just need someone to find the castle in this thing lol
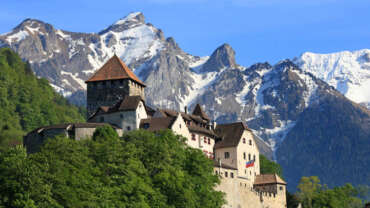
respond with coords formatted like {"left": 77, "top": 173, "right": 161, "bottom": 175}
{"left": 24, "top": 55, "right": 287, "bottom": 208}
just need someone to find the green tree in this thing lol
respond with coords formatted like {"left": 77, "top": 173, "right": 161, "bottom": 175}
{"left": 0, "top": 128, "right": 225, "bottom": 207}
{"left": 259, "top": 154, "right": 283, "bottom": 179}
{"left": 0, "top": 48, "right": 85, "bottom": 150}
{"left": 297, "top": 176, "right": 321, "bottom": 208}
{"left": 295, "top": 176, "right": 365, "bottom": 208}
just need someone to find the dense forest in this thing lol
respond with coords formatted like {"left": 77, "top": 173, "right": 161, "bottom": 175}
{"left": 0, "top": 48, "right": 85, "bottom": 149}
{"left": 0, "top": 128, "right": 225, "bottom": 208}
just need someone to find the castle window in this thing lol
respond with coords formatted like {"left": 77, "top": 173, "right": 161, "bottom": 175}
{"left": 225, "top": 171, "right": 228, "bottom": 177}
{"left": 208, "top": 138, "right": 210, "bottom": 144}
{"left": 179, "top": 124, "right": 181, "bottom": 129}
{"left": 100, "top": 116, "right": 104, "bottom": 122}
{"left": 224, "top": 152, "right": 230, "bottom": 159}
{"left": 249, "top": 140, "right": 252, "bottom": 145}
{"left": 243, "top": 138, "right": 246, "bottom": 144}
{"left": 243, "top": 152, "right": 246, "bottom": 160}
{"left": 248, "top": 154, "right": 251, "bottom": 161}
{"left": 250, "top": 171, "right": 252, "bottom": 175}
{"left": 191, "top": 134, "right": 196, "bottom": 141}
{"left": 253, "top": 155, "right": 256, "bottom": 161}
{"left": 231, "top": 172, "right": 234, "bottom": 178}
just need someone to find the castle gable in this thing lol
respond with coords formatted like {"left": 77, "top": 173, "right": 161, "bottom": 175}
{"left": 192, "top": 104, "right": 210, "bottom": 121}
{"left": 85, "top": 54, "right": 145, "bottom": 86}
{"left": 214, "top": 122, "right": 249, "bottom": 149}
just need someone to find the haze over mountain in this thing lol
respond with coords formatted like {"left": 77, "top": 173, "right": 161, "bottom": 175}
{"left": 0, "top": 12, "right": 369, "bottom": 190}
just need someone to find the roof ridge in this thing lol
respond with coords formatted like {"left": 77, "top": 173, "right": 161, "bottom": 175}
{"left": 85, "top": 55, "right": 145, "bottom": 86}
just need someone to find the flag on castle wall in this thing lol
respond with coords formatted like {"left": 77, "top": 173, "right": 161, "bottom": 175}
{"left": 246, "top": 160, "right": 255, "bottom": 168}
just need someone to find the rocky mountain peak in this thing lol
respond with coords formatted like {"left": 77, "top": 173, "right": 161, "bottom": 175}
{"left": 165, "top": 37, "right": 181, "bottom": 52}
{"left": 275, "top": 59, "right": 299, "bottom": 72}
{"left": 115, "top": 12, "right": 145, "bottom": 25}
{"left": 200, "top": 43, "right": 237, "bottom": 73}
{"left": 10, "top": 18, "right": 52, "bottom": 35}
{"left": 99, "top": 12, "right": 146, "bottom": 34}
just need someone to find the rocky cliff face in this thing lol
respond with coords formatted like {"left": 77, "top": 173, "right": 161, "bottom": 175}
{"left": 1, "top": 12, "right": 369, "bottom": 190}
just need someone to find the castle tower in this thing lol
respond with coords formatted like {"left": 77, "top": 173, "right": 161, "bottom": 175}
{"left": 85, "top": 55, "right": 146, "bottom": 118}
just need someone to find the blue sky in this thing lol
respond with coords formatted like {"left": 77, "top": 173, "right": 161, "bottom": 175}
{"left": 1, "top": 0, "right": 369, "bottom": 66}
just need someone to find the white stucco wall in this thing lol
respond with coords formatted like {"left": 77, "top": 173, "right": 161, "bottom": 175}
{"left": 237, "top": 130, "right": 260, "bottom": 183}
{"left": 170, "top": 114, "right": 191, "bottom": 139}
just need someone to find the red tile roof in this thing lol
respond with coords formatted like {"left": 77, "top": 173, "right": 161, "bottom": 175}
{"left": 85, "top": 54, "right": 145, "bottom": 86}
{"left": 254, "top": 174, "right": 287, "bottom": 185}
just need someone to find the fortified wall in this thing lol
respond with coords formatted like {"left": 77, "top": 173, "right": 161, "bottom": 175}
{"left": 216, "top": 176, "right": 287, "bottom": 208}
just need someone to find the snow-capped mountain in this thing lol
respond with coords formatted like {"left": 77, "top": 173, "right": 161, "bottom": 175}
{"left": 1, "top": 12, "right": 369, "bottom": 190}
{"left": 295, "top": 49, "right": 370, "bottom": 108}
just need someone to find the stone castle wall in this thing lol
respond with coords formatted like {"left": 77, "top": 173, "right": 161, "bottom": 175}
{"left": 86, "top": 79, "right": 145, "bottom": 118}
{"left": 216, "top": 176, "right": 286, "bottom": 208}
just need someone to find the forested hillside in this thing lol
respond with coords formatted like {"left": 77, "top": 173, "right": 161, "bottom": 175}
{"left": 0, "top": 128, "right": 225, "bottom": 208}
{"left": 0, "top": 48, "right": 84, "bottom": 149}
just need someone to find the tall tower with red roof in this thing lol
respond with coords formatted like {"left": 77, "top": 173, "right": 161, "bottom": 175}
{"left": 85, "top": 55, "right": 146, "bottom": 118}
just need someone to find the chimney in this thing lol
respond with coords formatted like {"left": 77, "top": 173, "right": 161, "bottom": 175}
{"left": 212, "top": 121, "right": 217, "bottom": 130}
{"left": 184, "top": 106, "right": 188, "bottom": 114}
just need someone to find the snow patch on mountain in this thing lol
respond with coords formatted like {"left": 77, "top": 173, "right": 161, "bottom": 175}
{"left": 180, "top": 70, "right": 220, "bottom": 109}
{"left": 296, "top": 49, "right": 370, "bottom": 106}
{"left": 5, "top": 30, "right": 29, "bottom": 43}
